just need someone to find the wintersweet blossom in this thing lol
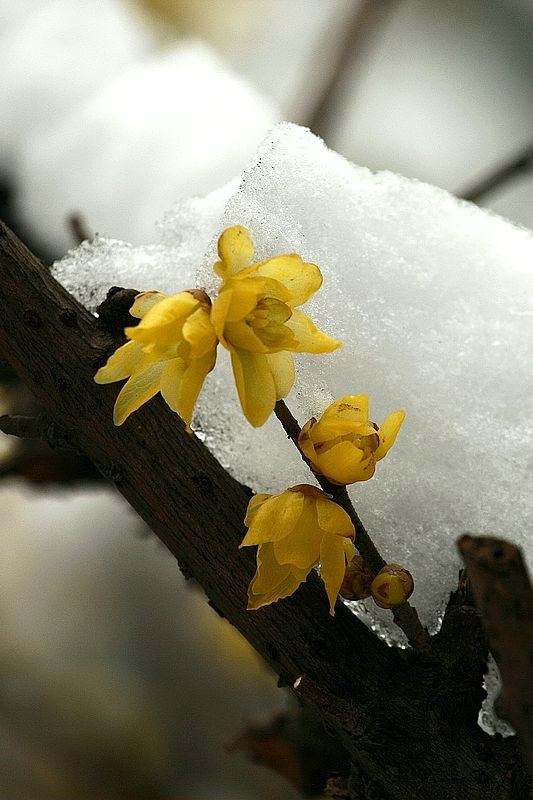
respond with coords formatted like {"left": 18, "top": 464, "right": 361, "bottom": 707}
{"left": 240, "top": 485, "right": 356, "bottom": 616}
{"left": 94, "top": 289, "right": 217, "bottom": 429}
{"left": 298, "top": 394, "right": 405, "bottom": 485}
{"left": 211, "top": 226, "right": 341, "bottom": 427}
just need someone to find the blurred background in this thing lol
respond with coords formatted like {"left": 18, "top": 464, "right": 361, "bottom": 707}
{"left": 0, "top": 1, "right": 531, "bottom": 797}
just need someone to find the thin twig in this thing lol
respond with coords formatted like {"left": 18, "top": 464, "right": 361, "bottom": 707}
{"left": 0, "top": 414, "right": 71, "bottom": 449}
{"left": 0, "top": 414, "right": 43, "bottom": 439}
{"left": 274, "top": 399, "right": 383, "bottom": 572}
{"left": 300, "top": 0, "right": 401, "bottom": 141}
{"left": 458, "top": 144, "right": 533, "bottom": 204}
{"left": 274, "top": 399, "right": 429, "bottom": 649}
{"left": 67, "top": 212, "right": 93, "bottom": 246}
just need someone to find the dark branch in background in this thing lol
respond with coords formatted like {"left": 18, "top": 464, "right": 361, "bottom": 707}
{"left": 458, "top": 535, "right": 533, "bottom": 775}
{"left": 299, "top": 0, "right": 401, "bottom": 142}
{"left": 274, "top": 399, "right": 430, "bottom": 651}
{"left": 458, "top": 144, "right": 533, "bottom": 204}
{"left": 67, "top": 212, "right": 93, "bottom": 246}
{"left": 0, "top": 219, "right": 530, "bottom": 799}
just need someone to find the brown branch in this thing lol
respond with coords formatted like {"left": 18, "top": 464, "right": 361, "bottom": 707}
{"left": 274, "top": 399, "right": 430, "bottom": 651}
{"left": 458, "top": 535, "right": 533, "bottom": 776}
{"left": 457, "top": 145, "right": 533, "bottom": 204}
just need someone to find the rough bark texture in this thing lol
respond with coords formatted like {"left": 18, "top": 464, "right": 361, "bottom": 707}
{"left": 0, "top": 220, "right": 531, "bottom": 799}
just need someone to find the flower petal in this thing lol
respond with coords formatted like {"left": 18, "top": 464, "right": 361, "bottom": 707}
{"left": 215, "top": 225, "right": 254, "bottom": 277}
{"left": 230, "top": 349, "right": 277, "bottom": 427}
{"left": 374, "top": 410, "right": 406, "bottom": 461}
{"left": 298, "top": 418, "right": 318, "bottom": 462}
{"left": 94, "top": 340, "right": 145, "bottom": 384}
{"left": 284, "top": 310, "right": 341, "bottom": 353}
{"left": 254, "top": 256, "right": 323, "bottom": 306}
{"left": 244, "top": 494, "right": 273, "bottom": 527}
{"left": 321, "top": 394, "right": 369, "bottom": 423}
{"left": 224, "top": 321, "right": 269, "bottom": 353}
{"left": 319, "top": 534, "right": 348, "bottom": 616}
{"left": 312, "top": 415, "right": 375, "bottom": 441}
{"left": 241, "top": 490, "right": 305, "bottom": 546}
{"left": 112, "top": 361, "right": 166, "bottom": 425}
{"left": 273, "top": 500, "right": 322, "bottom": 569}
{"left": 213, "top": 280, "right": 262, "bottom": 324}
{"left": 178, "top": 350, "right": 217, "bottom": 428}
{"left": 247, "top": 544, "right": 309, "bottom": 610}
{"left": 126, "top": 292, "right": 197, "bottom": 340}
{"left": 315, "top": 441, "right": 369, "bottom": 485}
{"left": 266, "top": 351, "right": 295, "bottom": 399}
{"left": 210, "top": 288, "right": 233, "bottom": 344}
{"left": 129, "top": 291, "right": 167, "bottom": 319}
{"left": 159, "top": 348, "right": 216, "bottom": 430}
{"left": 315, "top": 497, "right": 355, "bottom": 537}
{"left": 181, "top": 307, "right": 218, "bottom": 359}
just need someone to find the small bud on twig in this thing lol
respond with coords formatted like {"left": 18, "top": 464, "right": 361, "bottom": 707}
{"left": 371, "top": 563, "right": 414, "bottom": 609}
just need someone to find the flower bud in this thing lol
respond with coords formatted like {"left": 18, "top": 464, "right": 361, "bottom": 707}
{"left": 340, "top": 555, "right": 373, "bottom": 600}
{"left": 371, "top": 563, "right": 414, "bottom": 609}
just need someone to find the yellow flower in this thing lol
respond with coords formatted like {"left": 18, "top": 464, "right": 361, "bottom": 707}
{"left": 211, "top": 226, "right": 341, "bottom": 427}
{"left": 240, "top": 485, "right": 356, "bottom": 616}
{"left": 298, "top": 394, "right": 405, "bottom": 485}
{"left": 94, "top": 289, "right": 217, "bottom": 430}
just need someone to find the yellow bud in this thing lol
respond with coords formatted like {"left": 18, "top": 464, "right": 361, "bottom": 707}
{"left": 340, "top": 555, "right": 373, "bottom": 601}
{"left": 370, "top": 563, "right": 414, "bottom": 609}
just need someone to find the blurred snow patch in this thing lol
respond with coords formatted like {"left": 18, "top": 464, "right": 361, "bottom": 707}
{"left": 15, "top": 40, "right": 278, "bottom": 253}
{"left": 0, "top": 2, "right": 278, "bottom": 254}
{"left": 0, "top": 0, "right": 154, "bottom": 161}
{"left": 53, "top": 123, "right": 533, "bottom": 645}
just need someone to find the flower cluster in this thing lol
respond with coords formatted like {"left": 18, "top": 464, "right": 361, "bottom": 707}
{"left": 95, "top": 224, "right": 409, "bottom": 618}
{"left": 95, "top": 225, "right": 340, "bottom": 429}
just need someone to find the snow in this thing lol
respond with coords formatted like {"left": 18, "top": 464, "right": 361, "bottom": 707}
{"left": 53, "top": 122, "right": 533, "bottom": 644}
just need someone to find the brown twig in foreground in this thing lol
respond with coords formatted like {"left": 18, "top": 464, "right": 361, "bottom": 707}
{"left": 458, "top": 535, "right": 533, "bottom": 776}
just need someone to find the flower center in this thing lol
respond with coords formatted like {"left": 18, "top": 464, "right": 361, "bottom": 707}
{"left": 246, "top": 297, "right": 293, "bottom": 347}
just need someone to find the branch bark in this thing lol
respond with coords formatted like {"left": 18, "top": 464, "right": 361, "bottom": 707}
{"left": 0, "top": 220, "right": 530, "bottom": 799}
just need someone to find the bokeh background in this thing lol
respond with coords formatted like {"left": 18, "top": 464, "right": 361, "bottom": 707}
{"left": 0, "top": 1, "right": 531, "bottom": 798}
